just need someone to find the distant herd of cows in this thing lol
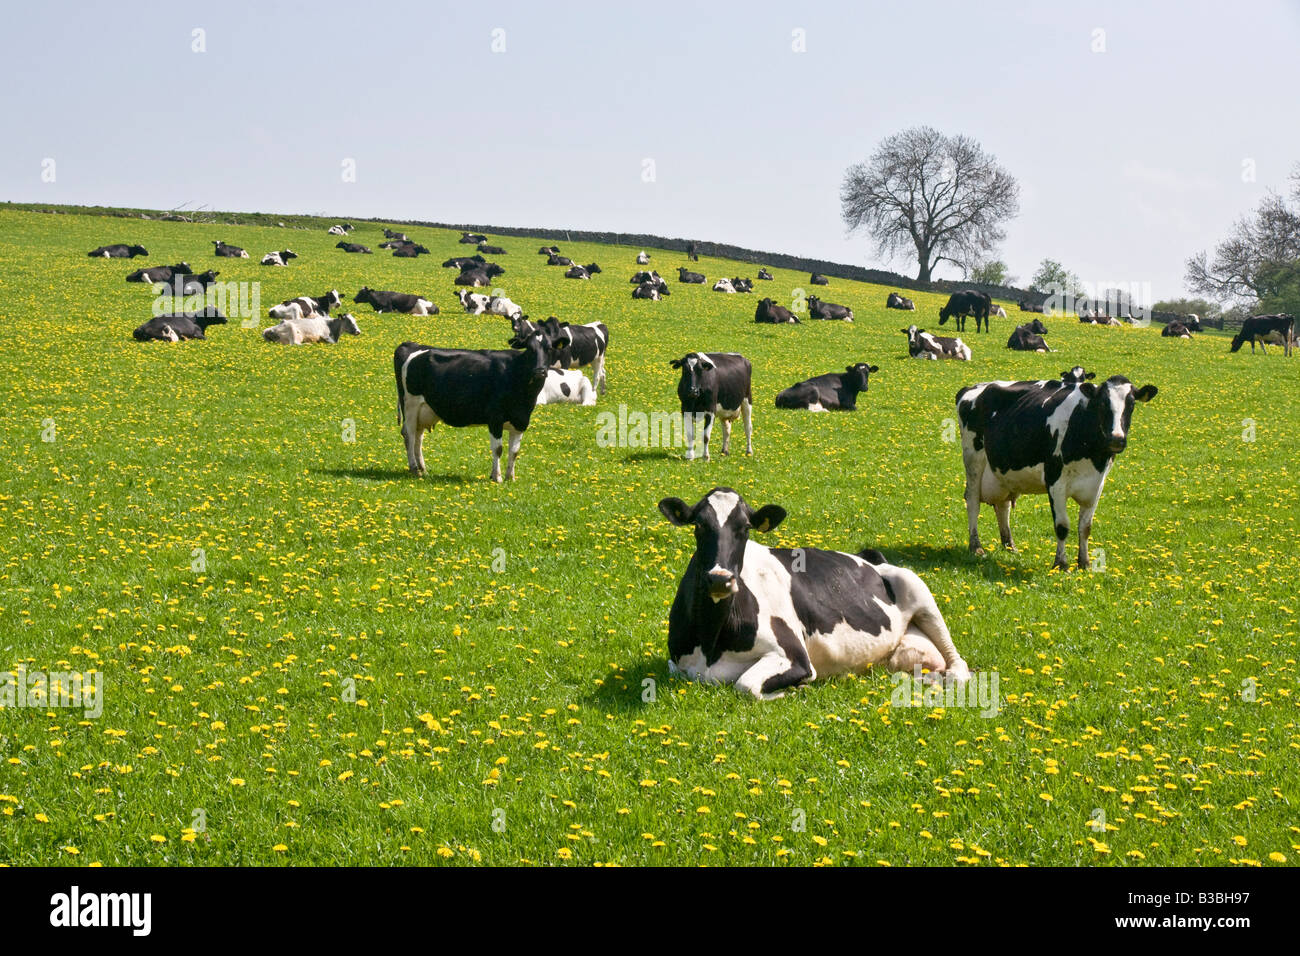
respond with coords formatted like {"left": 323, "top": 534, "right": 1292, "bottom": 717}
{"left": 83, "top": 221, "right": 1297, "bottom": 698}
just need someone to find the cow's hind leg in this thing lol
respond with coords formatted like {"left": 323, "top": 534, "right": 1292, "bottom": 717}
{"left": 887, "top": 627, "right": 945, "bottom": 677}
{"left": 742, "top": 398, "right": 753, "bottom": 454}
{"left": 504, "top": 426, "right": 524, "bottom": 481}
{"left": 1049, "top": 484, "right": 1071, "bottom": 570}
{"left": 963, "top": 451, "right": 986, "bottom": 556}
{"left": 488, "top": 426, "right": 505, "bottom": 483}
{"left": 881, "top": 565, "right": 971, "bottom": 683}
{"left": 592, "top": 351, "right": 607, "bottom": 395}
{"left": 700, "top": 413, "right": 714, "bottom": 462}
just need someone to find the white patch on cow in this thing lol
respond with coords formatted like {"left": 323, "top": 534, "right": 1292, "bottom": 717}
{"left": 1046, "top": 387, "right": 1087, "bottom": 456}
{"left": 693, "top": 352, "right": 716, "bottom": 369}
{"left": 1107, "top": 384, "right": 1131, "bottom": 440}
{"left": 707, "top": 490, "right": 741, "bottom": 527}
{"left": 983, "top": 462, "right": 1046, "bottom": 500}
{"left": 806, "top": 402, "right": 827, "bottom": 412}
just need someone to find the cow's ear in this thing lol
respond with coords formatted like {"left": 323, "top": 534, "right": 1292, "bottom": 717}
{"left": 658, "top": 497, "right": 693, "bottom": 526}
{"left": 669, "top": 358, "right": 683, "bottom": 369}
{"left": 1134, "top": 385, "right": 1158, "bottom": 402}
{"left": 869, "top": 365, "right": 879, "bottom": 374}
{"left": 750, "top": 505, "right": 787, "bottom": 534}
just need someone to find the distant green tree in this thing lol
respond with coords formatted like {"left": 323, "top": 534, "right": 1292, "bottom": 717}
{"left": 968, "top": 259, "right": 1014, "bottom": 286}
{"left": 1151, "top": 297, "right": 1222, "bottom": 318}
{"left": 1030, "top": 259, "right": 1083, "bottom": 296}
{"left": 1257, "top": 260, "right": 1300, "bottom": 317}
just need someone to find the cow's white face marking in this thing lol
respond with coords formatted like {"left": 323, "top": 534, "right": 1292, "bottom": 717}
{"left": 1107, "top": 384, "right": 1130, "bottom": 440}
{"left": 707, "top": 490, "right": 741, "bottom": 527}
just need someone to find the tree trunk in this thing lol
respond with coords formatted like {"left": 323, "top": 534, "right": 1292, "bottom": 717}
{"left": 915, "top": 243, "right": 933, "bottom": 283}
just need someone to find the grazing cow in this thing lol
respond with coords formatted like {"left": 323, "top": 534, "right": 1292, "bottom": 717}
{"left": 353, "top": 287, "right": 438, "bottom": 315}
{"left": 478, "top": 243, "right": 507, "bottom": 255}
{"left": 658, "top": 488, "right": 971, "bottom": 699}
{"left": 565, "top": 263, "right": 601, "bottom": 279}
{"left": 678, "top": 267, "right": 705, "bottom": 284}
{"left": 393, "top": 326, "right": 563, "bottom": 482}
{"left": 263, "top": 312, "right": 361, "bottom": 345}
{"left": 754, "top": 298, "right": 798, "bottom": 324}
{"left": 886, "top": 292, "right": 915, "bottom": 311}
{"left": 757, "top": 268, "right": 774, "bottom": 280}
{"left": 671, "top": 353, "right": 753, "bottom": 461}
{"left": 686, "top": 241, "right": 699, "bottom": 261}
{"left": 636, "top": 251, "right": 650, "bottom": 264}
{"left": 547, "top": 254, "right": 575, "bottom": 266}
{"left": 327, "top": 224, "right": 354, "bottom": 235}
{"left": 459, "top": 232, "right": 488, "bottom": 245}
{"left": 956, "top": 374, "right": 1158, "bottom": 569}
{"left": 133, "top": 307, "right": 228, "bottom": 341}
{"left": 537, "top": 245, "right": 561, "bottom": 255}
{"left": 810, "top": 273, "right": 829, "bottom": 286}
{"left": 336, "top": 242, "right": 372, "bottom": 253}
{"left": 456, "top": 290, "right": 490, "bottom": 314}
{"left": 536, "top": 317, "right": 609, "bottom": 394}
{"left": 536, "top": 368, "right": 597, "bottom": 406}
{"left": 1231, "top": 314, "right": 1295, "bottom": 356}
{"left": 212, "top": 240, "right": 248, "bottom": 258}
{"left": 260, "top": 250, "right": 298, "bottom": 266}
{"left": 775, "top": 363, "right": 878, "bottom": 411}
{"left": 89, "top": 244, "right": 148, "bottom": 258}
{"left": 1162, "top": 321, "right": 1192, "bottom": 339}
{"left": 939, "top": 290, "right": 993, "bottom": 333}
{"left": 902, "top": 325, "right": 971, "bottom": 361}
{"left": 1007, "top": 322, "right": 1051, "bottom": 352}
{"left": 268, "top": 289, "right": 343, "bottom": 320}
{"left": 713, "top": 278, "right": 736, "bottom": 293}
{"left": 807, "top": 296, "right": 853, "bottom": 321}
{"left": 127, "top": 262, "right": 192, "bottom": 284}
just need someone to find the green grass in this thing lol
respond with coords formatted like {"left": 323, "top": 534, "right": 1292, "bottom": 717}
{"left": 0, "top": 207, "right": 1296, "bottom": 867}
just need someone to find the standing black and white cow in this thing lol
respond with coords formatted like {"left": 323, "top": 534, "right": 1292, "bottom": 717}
{"left": 1006, "top": 320, "right": 1050, "bottom": 352}
{"left": 1230, "top": 314, "right": 1295, "bottom": 356}
{"left": 89, "top": 244, "right": 149, "bottom": 258}
{"left": 538, "top": 317, "right": 608, "bottom": 394}
{"left": 807, "top": 296, "right": 853, "bottom": 321}
{"left": 774, "top": 363, "right": 878, "bottom": 411}
{"left": 212, "top": 240, "right": 248, "bottom": 258}
{"left": 956, "top": 374, "right": 1158, "bottom": 570}
{"left": 902, "top": 325, "right": 971, "bottom": 360}
{"left": 658, "top": 488, "right": 971, "bottom": 699}
{"left": 939, "top": 290, "right": 992, "bottom": 333}
{"left": 671, "top": 353, "right": 753, "bottom": 461}
{"left": 886, "top": 291, "right": 915, "bottom": 311}
{"left": 393, "top": 326, "right": 563, "bottom": 482}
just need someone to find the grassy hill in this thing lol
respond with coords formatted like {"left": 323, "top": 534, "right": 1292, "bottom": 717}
{"left": 0, "top": 206, "right": 1296, "bottom": 866}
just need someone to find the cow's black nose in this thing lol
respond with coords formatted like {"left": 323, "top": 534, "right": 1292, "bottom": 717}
{"left": 1108, "top": 437, "right": 1127, "bottom": 453}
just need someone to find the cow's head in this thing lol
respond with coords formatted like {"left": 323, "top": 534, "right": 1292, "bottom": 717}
{"left": 508, "top": 326, "right": 562, "bottom": 385}
{"left": 1080, "top": 376, "right": 1158, "bottom": 454}
{"left": 353, "top": 287, "right": 371, "bottom": 304}
{"left": 585, "top": 263, "right": 601, "bottom": 274}
{"left": 901, "top": 326, "right": 922, "bottom": 350}
{"left": 330, "top": 314, "right": 361, "bottom": 338}
{"left": 1029, "top": 318, "right": 1049, "bottom": 335}
{"left": 846, "top": 363, "right": 879, "bottom": 393}
{"left": 670, "top": 353, "right": 716, "bottom": 400}
{"left": 1061, "top": 367, "right": 1096, "bottom": 386}
{"left": 282, "top": 250, "right": 298, "bottom": 261}
{"left": 937, "top": 306, "right": 951, "bottom": 324}
{"left": 659, "top": 488, "right": 786, "bottom": 602}
{"left": 129, "top": 245, "right": 149, "bottom": 257}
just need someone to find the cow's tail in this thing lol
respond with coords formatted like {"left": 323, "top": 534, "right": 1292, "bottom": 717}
{"left": 394, "top": 345, "right": 409, "bottom": 426}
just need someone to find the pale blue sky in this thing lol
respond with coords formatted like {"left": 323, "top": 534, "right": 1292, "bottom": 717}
{"left": 3, "top": 0, "right": 1298, "bottom": 300}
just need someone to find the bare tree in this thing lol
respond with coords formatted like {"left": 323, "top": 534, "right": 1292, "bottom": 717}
{"left": 841, "top": 127, "right": 1019, "bottom": 282}
{"left": 1186, "top": 184, "right": 1300, "bottom": 304}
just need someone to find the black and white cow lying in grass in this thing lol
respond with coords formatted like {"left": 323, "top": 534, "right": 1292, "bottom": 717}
{"left": 636, "top": 251, "right": 650, "bottom": 264}
{"left": 327, "top": 224, "right": 353, "bottom": 235}
{"left": 89, "top": 244, "right": 148, "bottom": 258}
{"left": 127, "top": 262, "right": 191, "bottom": 283}
{"left": 133, "top": 307, "right": 227, "bottom": 342}
{"left": 212, "top": 240, "right": 248, "bottom": 258}
{"left": 336, "top": 241, "right": 372, "bottom": 254}
{"left": 564, "top": 263, "right": 601, "bottom": 279}
{"left": 268, "top": 289, "right": 342, "bottom": 321}
{"left": 536, "top": 368, "right": 596, "bottom": 406}
{"left": 774, "top": 363, "right": 877, "bottom": 411}
{"left": 810, "top": 272, "right": 829, "bottom": 286}
{"left": 1006, "top": 320, "right": 1051, "bottom": 352}
{"left": 1161, "top": 321, "right": 1192, "bottom": 339}
{"left": 808, "top": 295, "right": 853, "bottom": 321}
{"left": 713, "top": 278, "right": 736, "bottom": 293}
{"left": 460, "top": 232, "right": 487, "bottom": 245}
{"left": 678, "top": 267, "right": 705, "bottom": 284}
{"left": 456, "top": 290, "right": 490, "bottom": 314}
{"left": 478, "top": 242, "right": 507, "bottom": 255}
{"left": 263, "top": 312, "right": 361, "bottom": 345}
{"left": 886, "top": 291, "right": 915, "bottom": 311}
{"left": 658, "top": 488, "right": 972, "bottom": 700}
{"left": 757, "top": 268, "right": 774, "bottom": 280}
{"left": 671, "top": 352, "right": 752, "bottom": 461}
{"left": 903, "top": 325, "right": 971, "bottom": 360}
{"left": 755, "top": 298, "right": 798, "bottom": 324}
{"left": 393, "top": 325, "right": 563, "bottom": 482}
{"left": 956, "top": 374, "right": 1157, "bottom": 570}
{"left": 354, "top": 288, "right": 438, "bottom": 315}
{"left": 260, "top": 250, "right": 298, "bottom": 266}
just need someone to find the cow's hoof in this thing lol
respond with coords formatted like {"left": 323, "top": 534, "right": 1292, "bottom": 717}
{"left": 491, "top": 474, "right": 503, "bottom": 484}
{"left": 1051, "top": 560, "right": 1070, "bottom": 572}
{"left": 971, "top": 547, "right": 987, "bottom": 557}
{"left": 1002, "top": 544, "right": 1017, "bottom": 553}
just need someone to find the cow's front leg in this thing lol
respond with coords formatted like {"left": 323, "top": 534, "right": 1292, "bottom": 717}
{"left": 1048, "top": 484, "right": 1071, "bottom": 570}
{"left": 1077, "top": 490, "right": 1105, "bottom": 570}
{"left": 735, "top": 651, "right": 814, "bottom": 701}
{"left": 742, "top": 398, "right": 753, "bottom": 454}
{"left": 964, "top": 459, "right": 985, "bottom": 556}
{"left": 994, "top": 499, "right": 1015, "bottom": 550}
{"left": 700, "top": 413, "right": 714, "bottom": 462}
{"left": 504, "top": 426, "right": 524, "bottom": 481}
{"left": 488, "top": 427, "right": 505, "bottom": 483}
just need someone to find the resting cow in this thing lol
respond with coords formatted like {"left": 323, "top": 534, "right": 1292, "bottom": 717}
{"left": 807, "top": 296, "right": 853, "bottom": 321}
{"left": 774, "top": 363, "right": 878, "bottom": 411}
{"left": 354, "top": 287, "right": 438, "bottom": 315}
{"left": 755, "top": 298, "right": 798, "bottom": 324}
{"left": 133, "top": 308, "right": 228, "bottom": 341}
{"left": 886, "top": 292, "right": 915, "bottom": 311}
{"left": 1006, "top": 320, "right": 1050, "bottom": 352}
{"left": 89, "top": 244, "right": 148, "bottom": 258}
{"left": 262, "top": 313, "right": 361, "bottom": 345}
{"left": 658, "top": 488, "right": 971, "bottom": 700}
{"left": 903, "top": 325, "right": 971, "bottom": 360}
{"left": 536, "top": 368, "right": 597, "bottom": 406}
